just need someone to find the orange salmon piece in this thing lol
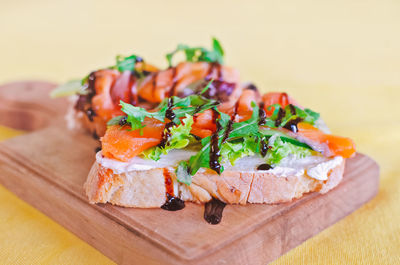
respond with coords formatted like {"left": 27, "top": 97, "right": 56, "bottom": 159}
{"left": 262, "top": 92, "right": 299, "bottom": 116}
{"left": 297, "top": 123, "right": 356, "bottom": 158}
{"left": 191, "top": 109, "right": 216, "bottom": 138}
{"left": 92, "top": 69, "right": 121, "bottom": 121}
{"left": 101, "top": 119, "right": 164, "bottom": 162}
{"left": 137, "top": 62, "right": 240, "bottom": 103}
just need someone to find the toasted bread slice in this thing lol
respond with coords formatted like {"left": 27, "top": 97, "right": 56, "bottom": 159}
{"left": 84, "top": 152, "right": 345, "bottom": 207}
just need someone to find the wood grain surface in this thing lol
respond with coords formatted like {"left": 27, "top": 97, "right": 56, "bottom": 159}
{"left": 0, "top": 82, "right": 379, "bottom": 265}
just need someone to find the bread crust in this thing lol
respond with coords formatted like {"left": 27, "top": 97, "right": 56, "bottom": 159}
{"left": 84, "top": 159, "right": 345, "bottom": 207}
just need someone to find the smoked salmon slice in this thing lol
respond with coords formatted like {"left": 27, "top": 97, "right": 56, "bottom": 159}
{"left": 137, "top": 62, "right": 240, "bottom": 103}
{"left": 296, "top": 122, "right": 356, "bottom": 158}
{"left": 262, "top": 92, "right": 299, "bottom": 116}
{"left": 101, "top": 119, "right": 164, "bottom": 162}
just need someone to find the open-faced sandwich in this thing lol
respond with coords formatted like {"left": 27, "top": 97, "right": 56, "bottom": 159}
{"left": 53, "top": 38, "right": 356, "bottom": 224}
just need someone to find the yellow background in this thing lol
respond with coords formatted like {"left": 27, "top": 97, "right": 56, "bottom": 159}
{"left": 1, "top": 0, "right": 399, "bottom": 264}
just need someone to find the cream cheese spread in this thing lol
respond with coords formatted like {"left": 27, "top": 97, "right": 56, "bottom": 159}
{"left": 97, "top": 150, "right": 343, "bottom": 180}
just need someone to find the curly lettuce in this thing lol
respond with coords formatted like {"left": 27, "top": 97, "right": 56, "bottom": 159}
{"left": 220, "top": 136, "right": 259, "bottom": 165}
{"left": 266, "top": 135, "right": 312, "bottom": 165}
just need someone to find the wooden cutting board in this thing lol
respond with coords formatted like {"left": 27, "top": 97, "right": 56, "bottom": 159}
{"left": 0, "top": 82, "right": 379, "bottom": 265}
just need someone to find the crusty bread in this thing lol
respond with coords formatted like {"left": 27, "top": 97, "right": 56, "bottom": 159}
{"left": 84, "top": 158, "right": 345, "bottom": 207}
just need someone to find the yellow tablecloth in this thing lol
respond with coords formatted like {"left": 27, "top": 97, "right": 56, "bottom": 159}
{"left": 1, "top": 0, "right": 399, "bottom": 264}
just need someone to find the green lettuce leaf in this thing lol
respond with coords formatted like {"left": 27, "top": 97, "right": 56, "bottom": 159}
{"left": 266, "top": 135, "right": 312, "bottom": 165}
{"left": 220, "top": 136, "right": 259, "bottom": 165}
{"left": 166, "top": 37, "right": 224, "bottom": 67}
{"left": 115, "top": 54, "right": 141, "bottom": 72}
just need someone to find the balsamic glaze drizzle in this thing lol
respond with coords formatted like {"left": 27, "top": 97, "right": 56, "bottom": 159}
{"left": 204, "top": 198, "right": 226, "bottom": 225}
{"left": 75, "top": 72, "right": 97, "bottom": 121}
{"left": 221, "top": 102, "right": 238, "bottom": 144}
{"left": 158, "top": 98, "right": 176, "bottom": 148}
{"left": 288, "top": 104, "right": 296, "bottom": 115}
{"left": 168, "top": 67, "right": 178, "bottom": 97}
{"left": 209, "top": 109, "right": 223, "bottom": 174}
{"left": 86, "top": 108, "right": 96, "bottom": 122}
{"left": 275, "top": 108, "right": 286, "bottom": 127}
{"left": 246, "top": 83, "right": 258, "bottom": 91}
{"left": 92, "top": 131, "right": 99, "bottom": 140}
{"left": 260, "top": 139, "right": 269, "bottom": 157}
{"left": 118, "top": 116, "right": 128, "bottom": 126}
{"left": 257, "top": 163, "right": 272, "bottom": 170}
{"left": 151, "top": 72, "right": 159, "bottom": 99}
{"left": 283, "top": 117, "right": 303, "bottom": 133}
{"left": 258, "top": 102, "right": 266, "bottom": 126}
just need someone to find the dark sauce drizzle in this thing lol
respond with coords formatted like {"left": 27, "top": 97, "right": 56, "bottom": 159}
{"left": 283, "top": 104, "right": 303, "bottom": 133}
{"left": 260, "top": 139, "right": 269, "bottom": 157}
{"left": 288, "top": 104, "right": 296, "bottom": 115}
{"left": 221, "top": 102, "right": 238, "bottom": 144}
{"left": 257, "top": 163, "right": 272, "bottom": 170}
{"left": 167, "top": 67, "right": 178, "bottom": 97}
{"left": 158, "top": 98, "right": 176, "bottom": 148}
{"left": 258, "top": 102, "right": 266, "bottom": 126}
{"left": 86, "top": 73, "right": 97, "bottom": 122}
{"left": 210, "top": 100, "right": 239, "bottom": 174}
{"left": 75, "top": 72, "right": 97, "bottom": 122}
{"left": 92, "top": 131, "right": 99, "bottom": 140}
{"left": 209, "top": 108, "right": 223, "bottom": 174}
{"left": 275, "top": 108, "right": 286, "bottom": 127}
{"left": 151, "top": 72, "right": 159, "bottom": 99}
{"left": 246, "top": 83, "right": 258, "bottom": 91}
{"left": 118, "top": 116, "right": 128, "bottom": 126}
{"left": 283, "top": 117, "right": 303, "bottom": 133}
{"left": 204, "top": 198, "right": 226, "bottom": 225}
{"left": 161, "top": 168, "right": 185, "bottom": 211}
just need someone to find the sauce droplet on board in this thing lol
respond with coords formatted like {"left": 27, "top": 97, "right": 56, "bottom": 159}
{"left": 204, "top": 198, "right": 226, "bottom": 225}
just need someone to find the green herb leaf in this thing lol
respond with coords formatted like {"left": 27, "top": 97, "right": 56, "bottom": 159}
{"left": 212, "top": 37, "right": 224, "bottom": 58}
{"left": 200, "top": 79, "right": 214, "bottom": 95}
{"left": 166, "top": 37, "right": 225, "bottom": 67}
{"left": 115, "top": 54, "right": 141, "bottom": 72}
{"left": 120, "top": 101, "right": 165, "bottom": 130}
